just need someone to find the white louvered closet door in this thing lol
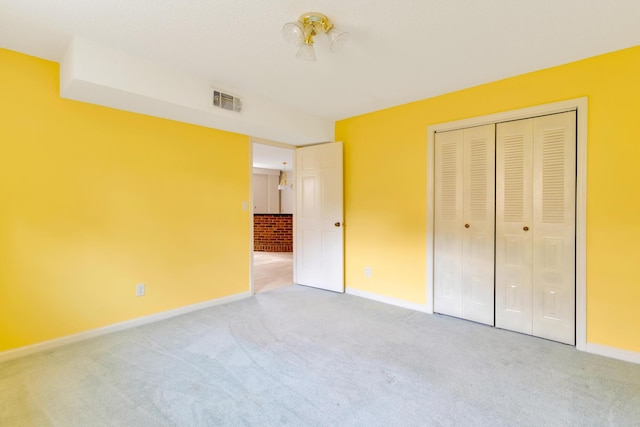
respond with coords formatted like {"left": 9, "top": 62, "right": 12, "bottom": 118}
{"left": 434, "top": 129, "right": 464, "bottom": 318}
{"left": 435, "top": 125, "right": 495, "bottom": 325}
{"left": 461, "top": 125, "right": 495, "bottom": 325}
{"left": 496, "top": 112, "right": 576, "bottom": 344}
{"left": 495, "top": 119, "right": 534, "bottom": 335}
{"left": 532, "top": 112, "right": 576, "bottom": 344}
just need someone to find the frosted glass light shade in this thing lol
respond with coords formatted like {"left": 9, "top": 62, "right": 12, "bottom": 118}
{"left": 283, "top": 13, "right": 348, "bottom": 61}
{"left": 282, "top": 21, "right": 304, "bottom": 46}
{"left": 327, "top": 27, "right": 349, "bottom": 52}
{"left": 296, "top": 44, "right": 316, "bottom": 61}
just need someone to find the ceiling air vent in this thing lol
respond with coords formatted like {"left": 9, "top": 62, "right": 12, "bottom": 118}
{"left": 213, "top": 90, "right": 242, "bottom": 112}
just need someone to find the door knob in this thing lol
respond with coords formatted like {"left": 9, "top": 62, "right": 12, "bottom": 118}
{"left": 464, "top": 224, "right": 470, "bottom": 228}
{"left": 523, "top": 226, "right": 529, "bottom": 231}
{"left": 335, "top": 222, "right": 341, "bottom": 227}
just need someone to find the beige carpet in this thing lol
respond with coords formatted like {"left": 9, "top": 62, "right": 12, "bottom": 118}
{"left": 2, "top": 285, "right": 639, "bottom": 426}
{"left": 253, "top": 251, "right": 293, "bottom": 293}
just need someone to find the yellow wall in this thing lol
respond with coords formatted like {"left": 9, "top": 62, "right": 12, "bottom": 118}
{"left": 337, "top": 45, "right": 640, "bottom": 353}
{"left": 0, "top": 49, "right": 251, "bottom": 352}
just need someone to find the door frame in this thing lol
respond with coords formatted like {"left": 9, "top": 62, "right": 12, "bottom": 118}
{"left": 426, "top": 97, "right": 588, "bottom": 350}
{"left": 249, "top": 140, "right": 296, "bottom": 295}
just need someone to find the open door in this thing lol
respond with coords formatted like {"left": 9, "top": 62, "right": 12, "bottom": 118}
{"left": 294, "top": 142, "right": 344, "bottom": 292}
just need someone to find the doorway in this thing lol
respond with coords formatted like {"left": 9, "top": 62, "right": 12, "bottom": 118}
{"left": 252, "top": 141, "right": 295, "bottom": 293}
{"left": 426, "top": 98, "right": 588, "bottom": 350}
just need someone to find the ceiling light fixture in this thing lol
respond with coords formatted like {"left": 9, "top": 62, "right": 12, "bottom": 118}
{"left": 278, "top": 162, "right": 292, "bottom": 190}
{"left": 282, "top": 12, "right": 349, "bottom": 61}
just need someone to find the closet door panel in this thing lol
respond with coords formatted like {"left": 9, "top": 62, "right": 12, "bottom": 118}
{"left": 532, "top": 112, "right": 576, "bottom": 345}
{"left": 496, "top": 119, "right": 534, "bottom": 334}
{"left": 462, "top": 124, "right": 495, "bottom": 325}
{"left": 434, "top": 130, "right": 464, "bottom": 317}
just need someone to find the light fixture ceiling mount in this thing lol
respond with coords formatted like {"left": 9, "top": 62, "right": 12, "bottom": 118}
{"left": 282, "top": 12, "right": 349, "bottom": 61}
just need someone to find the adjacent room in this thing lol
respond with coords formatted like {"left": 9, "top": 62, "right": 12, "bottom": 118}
{"left": 252, "top": 142, "right": 294, "bottom": 293}
{"left": 2, "top": 1, "right": 640, "bottom": 425}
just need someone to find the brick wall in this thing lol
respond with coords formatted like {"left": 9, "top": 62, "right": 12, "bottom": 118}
{"left": 254, "top": 214, "right": 293, "bottom": 252}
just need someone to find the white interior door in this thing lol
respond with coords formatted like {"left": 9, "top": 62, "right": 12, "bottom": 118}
{"left": 434, "top": 125, "right": 495, "bottom": 325}
{"left": 495, "top": 118, "right": 535, "bottom": 334}
{"left": 532, "top": 112, "right": 576, "bottom": 344}
{"left": 294, "top": 142, "right": 344, "bottom": 292}
{"left": 496, "top": 112, "right": 576, "bottom": 344}
{"left": 434, "top": 129, "right": 464, "bottom": 317}
{"left": 461, "top": 125, "right": 495, "bottom": 325}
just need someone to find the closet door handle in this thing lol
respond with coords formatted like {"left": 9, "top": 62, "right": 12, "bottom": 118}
{"left": 523, "top": 226, "right": 529, "bottom": 231}
{"left": 464, "top": 224, "right": 470, "bottom": 229}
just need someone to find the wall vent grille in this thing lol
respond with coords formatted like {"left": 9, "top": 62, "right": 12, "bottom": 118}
{"left": 213, "top": 90, "right": 242, "bottom": 112}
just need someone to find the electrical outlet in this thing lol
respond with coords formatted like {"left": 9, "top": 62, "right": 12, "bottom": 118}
{"left": 136, "top": 283, "right": 145, "bottom": 297}
{"left": 364, "top": 266, "right": 372, "bottom": 278}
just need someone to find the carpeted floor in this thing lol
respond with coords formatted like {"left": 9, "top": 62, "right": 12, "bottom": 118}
{"left": 253, "top": 251, "right": 293, "bottom": 293}
{"left": 1, "top": 285, "right": 639, "bottom": 426}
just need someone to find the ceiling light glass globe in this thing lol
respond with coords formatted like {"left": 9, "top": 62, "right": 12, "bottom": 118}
{"left": 282, "top": 21, "right": 305, "bottom": 47}
{"left": 327, "top": 28, "right": 349, "bottom": 52}
{"left": 296, "top": 44, "right": 317, "bottom": 61}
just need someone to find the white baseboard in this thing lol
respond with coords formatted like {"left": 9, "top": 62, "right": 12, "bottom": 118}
{"left": 0, "top": 291, "right": 252, "bottom": 364}
{"left": 346, "top": 287, "right": 430, "bottom": 313}
{"left": 584, "top": 342, "right": 640, "bottom": 365}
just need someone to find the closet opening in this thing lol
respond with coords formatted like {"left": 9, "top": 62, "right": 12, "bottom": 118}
{"left": 426, "top": 98, "right": 587, "bottom": 349}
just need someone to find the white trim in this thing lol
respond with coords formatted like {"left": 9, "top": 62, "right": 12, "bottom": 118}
{"left": 346, "top": 287, "right": 430, "bottom": 313}
{"left": 585, "top": 343, "right": 640, "bottom": 365}
{"left": 292, "top": 148, "right": 298, "bottom": 285}
{"left": 428, "top": 99, "right": 584, "bottom": 132}
{"left": 249, "top": 142, "right": 255, "bottom": 295}
{"left": 0, "top": 291, "right": 252, "bottom": 364}
{"left": 575, "top": 102, "right": 588, "bottom": 351}
{"left": 427, "top": 97, "right": 588, "bottom": 350}
{"left": 425, "top": 130, "right": 435, "bottom": 314}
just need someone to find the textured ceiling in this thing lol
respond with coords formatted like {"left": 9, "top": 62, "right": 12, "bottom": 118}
{"left": 0, "top": 0, "right": 640, "bottom": 120}
{"left": 2, "top": 1, "right": 640, "bottom": 129}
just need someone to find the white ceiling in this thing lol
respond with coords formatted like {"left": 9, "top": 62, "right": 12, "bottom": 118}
{"left": 2, "top": 1, "right": 640, "bottom": 152}
{"left": 252, "top": 142, "right": 293, "bottom": 171}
